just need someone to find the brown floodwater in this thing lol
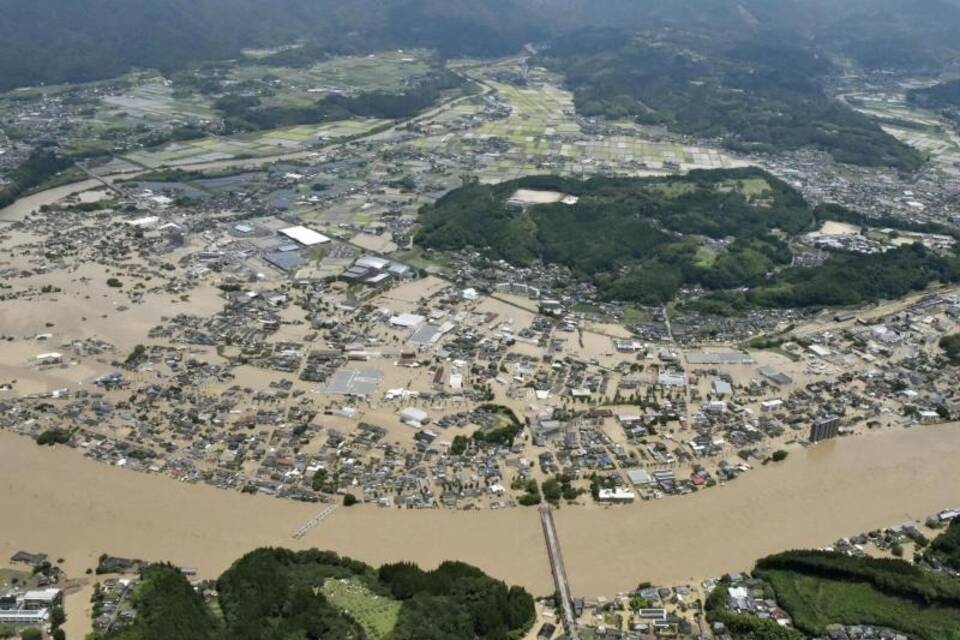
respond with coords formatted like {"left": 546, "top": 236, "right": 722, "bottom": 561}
{"left": 1, "top": 424, "right": 959, "bottom": 605}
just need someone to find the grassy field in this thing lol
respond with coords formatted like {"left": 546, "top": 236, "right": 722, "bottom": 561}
{"left": 322, "top": 577, "right": 402, "bottom": 640}
{"left": 761, "top": 569, "right": 960, "bottom": 640}
{"left": 392, "top": 247, "right": 451, "bottom": 274}
{"left": 231, "top": 50, "right": 433, "bottom": 102}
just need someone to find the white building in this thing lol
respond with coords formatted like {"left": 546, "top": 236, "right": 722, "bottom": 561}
{"left": 279, "top": 226, "right": 331, "bottom": 246}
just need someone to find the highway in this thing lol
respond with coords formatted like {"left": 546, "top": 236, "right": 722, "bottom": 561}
{"left": 539, "top": 506, "right": 580, "bottom": 640}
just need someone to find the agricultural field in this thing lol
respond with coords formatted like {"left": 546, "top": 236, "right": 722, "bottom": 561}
{"left": 844, "top": 85, "right": 960, "bottom": 175}
{"left": 322, "top": 577, "right": 402, "bottom": 640}
{"left": 123, "top": 118, "right": 388, "bottom": 168}
{"left": 70, "top": 51, "right": 431, "bottom": 167}
{"left": 100, "top": 73, "right": 218, "bottom": 122}
{"left": 412, "top": 72, "right": 745, "bottom": 182}
{"left": 229, "top": 50, "right": 434, "bottom": 107}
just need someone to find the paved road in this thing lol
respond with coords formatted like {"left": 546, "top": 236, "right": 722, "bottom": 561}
{"left": 539, "top": 506, "right": 580, "bottom": 640}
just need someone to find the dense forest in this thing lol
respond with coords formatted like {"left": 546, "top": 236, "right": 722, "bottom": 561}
{"left": 416, "top": 169, "right": 960, "bottom": 308}
{"left": 691, "top": 244, "right": 960, "bottom": 312}
{"left": 87, "top": 548, "right": 535, "bottom": 640}
{"left": 750, "top": 548, "right": 960, "bottom": 639}
{"left": 535, "top": 32, "right": 924, "bottom": 170}
{"left": 908, "top": 79, "right": 960, "bottom": 110}
{"left": 907, "top": 79, "right": 960, "bottom": 130}
{"left": 0, "top": 0, "right": 543, "bottom": 92}
{"left": 3, "top": 0, "right": 960, "bottom": 92}
{"left": 926, "top": 519, "right": 960, "bottom": 571}
{"left": 0, "top": 148, "right": 74, "bottom": 209}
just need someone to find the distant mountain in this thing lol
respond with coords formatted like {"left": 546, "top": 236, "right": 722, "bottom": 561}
{"left": 0, "top": 0, "right": 542, "bottom": 91}
{"left": 2, "top": 0, "right": 960, "bottom": 91}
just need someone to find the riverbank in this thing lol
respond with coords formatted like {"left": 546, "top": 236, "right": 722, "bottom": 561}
{"left": 2, "top": 423, "right": 959, "bottom": 601}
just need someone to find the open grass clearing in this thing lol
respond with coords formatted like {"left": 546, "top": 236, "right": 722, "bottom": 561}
{"left": 322, "top": 577, "right": 401, "bottom": 640}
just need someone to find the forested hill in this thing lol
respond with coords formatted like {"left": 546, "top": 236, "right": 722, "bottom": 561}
{"left": 535, "top": 32, "right": 924, "bottom": 170}
{"left": 909, "top": 80, "right": 960, "bottom": 109}
{"left": 3, "top": 0, "right": 960, "bottom": 91}
{"left": 0, "top": 0, "right": 543, "bottom": 92}
{"left": 88, "top": 548, "right": 536, "bottom": 640}
{"left": 415, "top": 169, "right": 960, "bottom": 309}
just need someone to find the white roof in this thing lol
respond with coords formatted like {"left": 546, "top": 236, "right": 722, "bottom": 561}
{"left": 597, "top": 488, "right": 636, "bottom": 501}
{"left": 356, "top": 255, "right": 391, "bottom": 270}
{"left": 401, "top": 407, "right": 429, "bottom": 422}
{"left": 389, "top": 313, "right": 425, "bottom": 329}
{"left": 279, "top": 225, "right": 330, "bottom": 246}
{"left": 24, "top": 588, "right": 61, "bottom": 601}
{"left": 126, "top": 215, "right": 160, "bottom": 227}
{"left": 809, "top": 344, "right": 832, "bottom": 357}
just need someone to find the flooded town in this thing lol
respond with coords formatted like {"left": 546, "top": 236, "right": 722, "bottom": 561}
{"left": 2, "top": 22, "right": 960, "bottom": 640}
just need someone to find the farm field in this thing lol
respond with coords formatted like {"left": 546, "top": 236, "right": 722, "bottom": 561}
{"left": 844, "top": 86, "right": 960, "bottom": 175}
{"left": 101, "top": 74, "right": 218, "bottom": 121}
{"left": 230, "top": 50, "right": 434, "bottom": 104}
{"left": 123, "top": 119, "right": 388, "bottom": 168}
{"left": 411, "top": 73, "right": 745, "bottom": 182}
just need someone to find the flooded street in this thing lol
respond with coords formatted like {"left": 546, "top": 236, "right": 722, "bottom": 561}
{"left": 2, "top": 424, "right": 959, "bottom": 605}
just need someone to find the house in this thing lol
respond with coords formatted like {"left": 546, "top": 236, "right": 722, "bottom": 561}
{"left": 657, "top": 370, "right": 685, "bottom": 387}
{"left": 35, "top": 352, "right": 63, "bottom": 365}
{"left": 355, "top": 255, "right": 391, "bottom": 271}
{"left": 23, "top": 589, "right": 62, "bottom": 610}
{"left": 597, "top": 488, "right": 636, "bottom": 503}
{"left": 400, "top": 407, "right": 429, "bottom": 428}
{"left": 712, "top": 379, "right": 733, "bottom": 396}
{"left": 0, "top": 609, "right": 48, "bottom": 625}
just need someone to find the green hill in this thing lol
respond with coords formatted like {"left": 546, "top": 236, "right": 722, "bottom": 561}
{"left": 3, "top": 0, "right": 960, "bottom": 92}
{"left": 536, "top": 31, "right": 924, "bottom": 170}
{"left": 750, "top": 550, "right": 960, "bottom": 640}
{"left": 416, "top": 169, "right": 960, "bottom": 308}
{"left": 87, "top": 548, "right": 535, "bottom": 640}
{"left": 417, "top": 169, "right": 807, "bottom": 304}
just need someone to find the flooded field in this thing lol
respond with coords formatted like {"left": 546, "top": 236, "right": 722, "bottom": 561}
{"left": 2, "top": 423, "right": 959, "bottom": 603}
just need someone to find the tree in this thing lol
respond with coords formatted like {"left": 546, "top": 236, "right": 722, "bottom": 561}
{"left": 19, "top": 630, "right": 42, "bottom": 640}
{"left": 311, "top": 468, "right": 328, "bottom": 492}
{"left": 50, "top": 605, "right": 66, "bottom": 628}
{"left": 450, "top": 435, "right": 469, "bottom": 456}
{"left": 342, "top": 493, "right": 358, "bottom": 507}
{"left": 106, "top": 278, "right": 122, "bottom": 288}
{"left": 541, "top": 478, "right": 563, "bottom": 506}
{"left": 772, "top": 450, "right": 789, "bottom": 462}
